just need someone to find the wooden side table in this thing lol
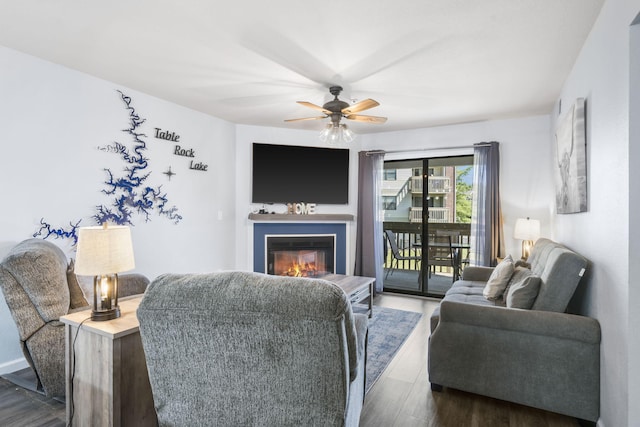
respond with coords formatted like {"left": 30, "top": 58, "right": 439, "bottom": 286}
{"left": 61, "top": 296, "right": 157, "bottom": 427}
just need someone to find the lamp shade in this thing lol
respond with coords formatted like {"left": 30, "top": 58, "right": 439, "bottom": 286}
{"left": 513, "top": 218, "right": 541, "bottom": 241}
{"left": 74, "top": 225, "right": 135, "bottom": 275}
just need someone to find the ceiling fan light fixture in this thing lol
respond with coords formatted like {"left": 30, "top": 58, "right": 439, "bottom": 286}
{"left": 319, "top": 123, "right": 333, "bottom": 143}
{"left": 341, "top": 124, "right": 355, "bottom": 143}
{"left": 288, "top": 86, "right": 382, "bottom": 144}
{"left": 318, "top": 123, "right": 355, "bottom": 144}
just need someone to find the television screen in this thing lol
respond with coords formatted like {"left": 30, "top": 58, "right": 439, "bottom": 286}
{"left": 252, "top": 143, "right": 349, "bottom": 204}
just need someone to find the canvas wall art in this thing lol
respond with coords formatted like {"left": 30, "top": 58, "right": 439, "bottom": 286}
{"left": 555, "top": 98, "right": 587, "bottom": 214}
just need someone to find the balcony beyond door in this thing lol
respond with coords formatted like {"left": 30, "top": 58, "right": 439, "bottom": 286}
{"left": 382, "top": 155, "right": 473, "bottom": 297}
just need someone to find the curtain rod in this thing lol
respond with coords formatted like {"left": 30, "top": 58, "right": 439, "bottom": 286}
{"left": 364, "top": 142, "right": 493, "bottom": 155}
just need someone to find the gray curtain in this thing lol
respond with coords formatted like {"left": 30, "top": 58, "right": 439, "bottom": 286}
{"left": 470, "top": 141, "right": 505, "bottom": 267}
{"left": 354, "top": 151, "right": 384, "bottom": 293}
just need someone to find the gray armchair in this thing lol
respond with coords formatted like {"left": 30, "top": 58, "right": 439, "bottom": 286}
{"left": 137, "top": 271, "right": 368, "bottom": 427}
{"left": 0, "top": 238, "right": 149, "bottom": 397}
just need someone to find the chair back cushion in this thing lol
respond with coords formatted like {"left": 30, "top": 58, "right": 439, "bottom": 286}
{"left": 138, "top": 271, "right": 357, "bottom": 426}
{"left": 0, "top": 239, "right": 70, "bottom": 340}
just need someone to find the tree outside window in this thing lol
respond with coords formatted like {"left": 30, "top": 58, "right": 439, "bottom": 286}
{"left": 456, "top": 166, "right": 473, "bottom": 223}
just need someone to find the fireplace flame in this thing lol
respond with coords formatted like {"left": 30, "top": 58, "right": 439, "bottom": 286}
{"left": 282, "top": 262, "right": 318, "bottom": 277}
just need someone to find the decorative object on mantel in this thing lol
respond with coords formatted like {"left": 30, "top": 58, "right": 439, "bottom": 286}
{"left": 554, "top": 97, "right": 587, "bottom": 214}
{"left": 513, "top": 217, "right": 540, "bottom": 259}
{"left": 74, "top": 223, "right": 135, "bottom": 321}
{"left": 284, "top": 86, "right": 387, "bottom": 144}
{"left": 33, "top": 90, "right": 183, "bottom": 247}
{"left": 287, "top": 202, "right": 316, "bottom": 215}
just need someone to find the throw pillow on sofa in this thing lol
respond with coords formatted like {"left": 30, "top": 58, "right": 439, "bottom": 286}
{"left": 505, "top": 266, "right": 541, "bottom": 309}
{"left": 483, "top": 254, "right": 514, "bottom": 301}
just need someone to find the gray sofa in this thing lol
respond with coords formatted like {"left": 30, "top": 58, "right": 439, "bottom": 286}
{"left": 0, "top": 238, "right": 149, "bottom": 397}
{"left": 137, "top": 271, "right": 368, "bottom": 427}
{"left": 428, "top": 238, "right": 600, "bottom": 423}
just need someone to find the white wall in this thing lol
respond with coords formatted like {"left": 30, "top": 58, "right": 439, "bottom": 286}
{"left": 630, "top": 14, "right": 640, "bottom": 427}
{"left": 552, "top": 0, "right": 640, "bottom": 425}
{"left": 0, "top": 46, "right": 237, "bottom": 372}
{"left": 361, "top": 115, "right": 554, "bottom": 259}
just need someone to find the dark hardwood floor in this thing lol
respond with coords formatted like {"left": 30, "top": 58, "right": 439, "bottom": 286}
{"left": 0, "top": 292, "right": 581, "bottom": 426}
{"left": 0, "top": 370, "right": 65, "bottom": 427}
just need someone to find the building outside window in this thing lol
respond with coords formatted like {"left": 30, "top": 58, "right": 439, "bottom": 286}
{"left": 382, "top": 196, "right": 397, "bottom": 210}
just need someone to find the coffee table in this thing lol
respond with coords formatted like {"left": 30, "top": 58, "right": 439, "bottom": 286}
{"left": 321, "top": 273, "right": 375, "bottom": 318}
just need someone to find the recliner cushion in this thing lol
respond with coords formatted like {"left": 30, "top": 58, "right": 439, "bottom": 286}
{"left": 66, "top": 259, "right": 89, "bottom": 310}
{"left": 1, "top": 239, "right": 70, "bottom": 323}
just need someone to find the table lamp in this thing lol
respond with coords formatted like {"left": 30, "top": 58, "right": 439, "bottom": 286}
{"left": 74, "top": 223, "right": 135, "bottom": 321}
{"left": 514, "top": 217, "right": 540, "bottom": 260}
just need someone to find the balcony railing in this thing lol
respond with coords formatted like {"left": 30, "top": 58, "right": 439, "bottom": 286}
{"left": 410, "top": 176, "right": 451, "bottom": 194}
{"left": 383, "top": 221, "right": 471, "bottom": 271}
{"left": 409, "top": 207, "right": 450, "bottom": 223}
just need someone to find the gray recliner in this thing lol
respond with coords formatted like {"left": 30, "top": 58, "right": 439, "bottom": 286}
{"left": 0, "top": 238, "right": 149, "bottom": 398}
{"left": 137, "top": 271, "right": 368, "bottom": 427}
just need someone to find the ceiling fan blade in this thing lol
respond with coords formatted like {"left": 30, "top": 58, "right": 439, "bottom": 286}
{"left": 284, "top": 116, "right": 327, "bottom": 122}
{"left": 346, "top": 114, "right": 387, "bottom": 124}
{"left": 297, "top": 101, "right": 332, "bottom": 114}
{"left": 342, "top": 99, "right": 380, "bottom": 114}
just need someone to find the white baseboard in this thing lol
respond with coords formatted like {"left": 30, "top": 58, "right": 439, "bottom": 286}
{"left": 0, "top": 357, "right": 28, "bottom": 375}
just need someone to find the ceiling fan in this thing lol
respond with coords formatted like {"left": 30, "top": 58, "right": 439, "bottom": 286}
{"left": 285, "top": 86, "right": 387, "bottom": 142}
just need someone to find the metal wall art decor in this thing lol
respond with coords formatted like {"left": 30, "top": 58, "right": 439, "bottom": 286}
{"left": 33, "top": 219, "right": 82, "bottom": 245}
{"left": 34, "top": 90, "right": 183, "bottom": 245}
{"left": 163, "top": 166, "right": 176, "bottom": 180}
{"left": 154, "top": 127, "right": 209, "bottom": 172}
{"left": 554, "top": 98, "right": 587, "bottom": 214}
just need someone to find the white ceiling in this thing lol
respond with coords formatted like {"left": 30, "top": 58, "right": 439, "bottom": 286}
{"left": 0, "top": 0, "right": 603, "bottom": 134}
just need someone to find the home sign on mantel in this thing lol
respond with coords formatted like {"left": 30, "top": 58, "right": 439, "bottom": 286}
{"left": 154, "top": 127, "right": 209, "bottom": 172}
{"left": 287, "top": 202, "right": 316, "bottom": 215}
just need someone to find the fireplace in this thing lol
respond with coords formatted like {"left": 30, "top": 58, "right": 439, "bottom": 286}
{"left": 253, "top": 223, "right": 347, "bottom": 275}
{"left": 266, "top": 235, "right": 335, "bottom": 277}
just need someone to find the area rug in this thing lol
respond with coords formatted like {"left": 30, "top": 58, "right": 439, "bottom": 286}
{"left": 365, "top": 306, "right": 422, "bottom": 393}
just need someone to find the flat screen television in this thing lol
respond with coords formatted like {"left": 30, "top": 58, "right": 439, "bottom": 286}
{"left": 252, "top": 143, "right": 349, "bottom": 204}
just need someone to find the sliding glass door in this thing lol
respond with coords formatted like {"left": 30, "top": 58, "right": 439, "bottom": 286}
{"left": 382, "top": 155, "right": 473, "bottom": 297}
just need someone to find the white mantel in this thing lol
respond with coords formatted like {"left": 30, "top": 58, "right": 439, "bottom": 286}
{"left": 248, "top": 213, "right": 355, "bottom": 222}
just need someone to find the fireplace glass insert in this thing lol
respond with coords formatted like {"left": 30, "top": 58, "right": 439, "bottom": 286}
{"left": 266, "top": 235, "right": 335, "bottom": 277}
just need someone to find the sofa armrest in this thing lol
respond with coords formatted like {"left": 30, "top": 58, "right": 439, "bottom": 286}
{"left": 461, "top": 266, "right": 494, "bottom": 282}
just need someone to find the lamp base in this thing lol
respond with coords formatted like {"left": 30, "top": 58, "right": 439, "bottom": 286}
{"left": 91, "top": 307, "right": 121, "bottom": 321}
{"left": 521, "top": 240, "right": 534, "bottom": 260}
